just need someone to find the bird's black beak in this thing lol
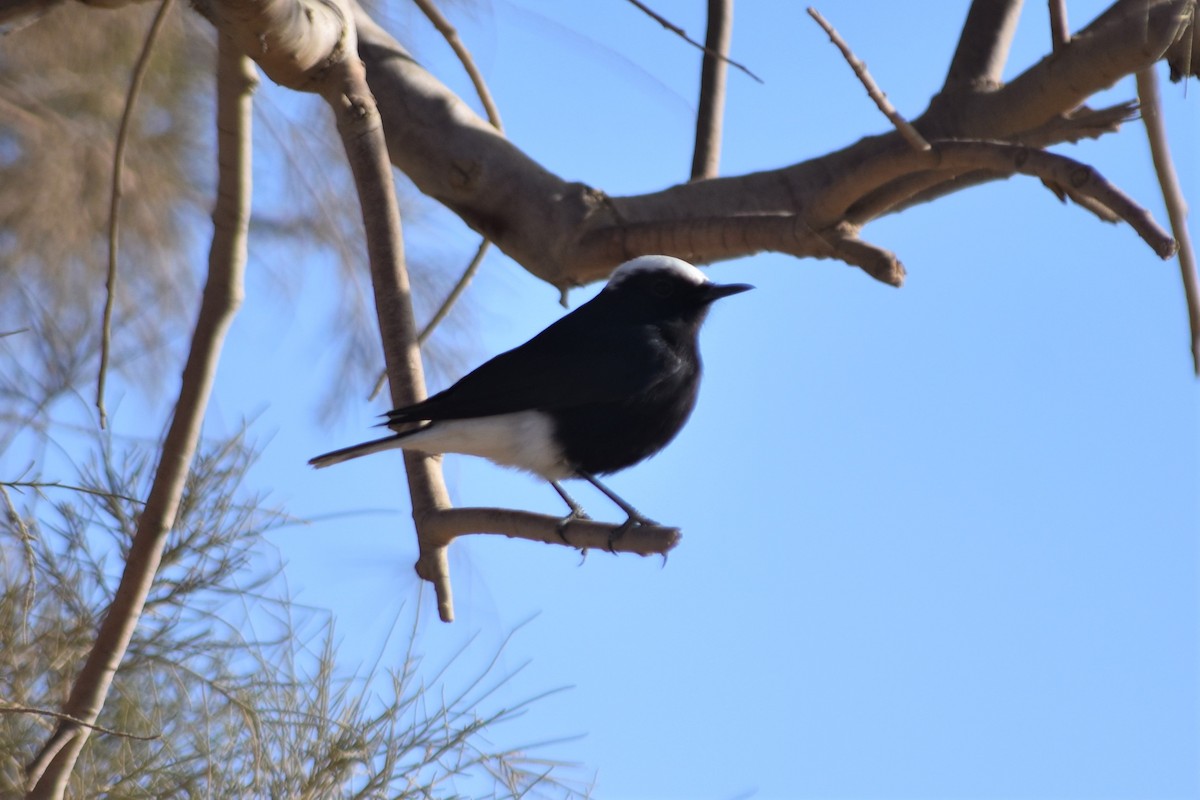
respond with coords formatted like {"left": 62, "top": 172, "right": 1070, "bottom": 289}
{"left": 701, "top": 282, "right": 754, "bottom": 302}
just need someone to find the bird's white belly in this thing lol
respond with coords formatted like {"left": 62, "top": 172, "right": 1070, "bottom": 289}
{"left": 398, "top": 410, "right": 573, "bottom": 480}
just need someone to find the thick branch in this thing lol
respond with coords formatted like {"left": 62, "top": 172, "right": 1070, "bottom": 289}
{"left": 930, "top": 0, "right": 1192, "bottom": 138}
{"left": 191, "top": 0, "right": 346, "bottom": 89}
{"left": 827, "top": 140, "right": 1176, "bottom": 256}
{"left": 943, "top": 0, "right": 1025, "bottom": 90}
{"left": 354, "top": 0, "right": 1188, "bottom": 286}
{"left": 24, "top": 36, "right": 255, "bottom": 799}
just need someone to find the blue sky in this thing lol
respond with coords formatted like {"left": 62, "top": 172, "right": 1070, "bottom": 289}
{"left": 35, "top": 1, "right": 1199, "bottom": 798}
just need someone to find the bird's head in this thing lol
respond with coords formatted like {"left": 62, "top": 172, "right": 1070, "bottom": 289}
{"left": 602, "top": 255, "right": 753, "bottom": 325}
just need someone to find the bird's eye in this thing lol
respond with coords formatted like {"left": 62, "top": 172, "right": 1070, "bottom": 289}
{"left": 651, "top": 278, "right": 674, "bottom": 298}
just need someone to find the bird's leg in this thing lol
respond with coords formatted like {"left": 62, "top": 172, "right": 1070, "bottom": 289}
{"left": 550, "top": 480, "right": 590, "bottom": 544}
{"left": 577, "top": 471, "right": 659, "bottom": 551}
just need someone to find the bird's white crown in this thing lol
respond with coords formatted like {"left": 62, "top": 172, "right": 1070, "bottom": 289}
{"left": 604, "top": 255, "right": 708, "bottom": 290}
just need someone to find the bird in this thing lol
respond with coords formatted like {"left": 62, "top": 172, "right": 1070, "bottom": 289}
{"left": 309, "top": 254, "right": 752, "bottom": 534}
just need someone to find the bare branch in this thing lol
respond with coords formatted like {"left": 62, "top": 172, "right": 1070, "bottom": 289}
{"left": 623, "top": 0, "right": 762, "bottom": 83}
{"left": 1165, "top": 0, "right": 1197, "bottom": 79}
{"left": 958, "top": 0, "right": 1191, "bottom": 137}
{"left": 425, "top": 507, "right": 681, "bottom": 557}
{"left": 191, "top": 0, "right": 346, "bottom": 90}
{"left": 1138, "top": 66, "right": 1200, "bottom": 373}
{"left": 368, "top": 239, "right": 492, "bottom": 402}
{"left": 807, "top": 6, "right": 930, "bottom": 151}
{"left": 943, "top": 0, "right": 1025, "bottom": 90}
{"left": 25, "top": 34, "right": 256, "bottom": 799}
{"left": 98, "top": 0, "right": 175, "bottom": 430}
{"left": 1049, "top": 0, "right": 1070, "bottom": 50}
{"left": 411, "top": 0, "right": 502, "bottom": 131}
{"left": 354, "top": 0, "right": 1186, "bottom": 287}
{"left": 319, "top": 13, "right": 458, "bottom": 621}
{"left": 819, "top": 231, "right": 907, "bottom": 285}
{"left": 0, "top": 705, "right": 159, "bottom": 741}
{"left": 690, "top": 0, "right": 731, "bottom": 180}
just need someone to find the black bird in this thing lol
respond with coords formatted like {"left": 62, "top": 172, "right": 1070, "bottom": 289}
{"left": 310, "top": 254, "right": 752, "bottom": 529}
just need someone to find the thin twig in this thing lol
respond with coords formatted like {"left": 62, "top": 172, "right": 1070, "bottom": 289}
{"left": 807, "top": 7, "right": 930, "bottom": 152}
{"left": 97, "top": 0, "right": 176, "bottom": 430}
{"left": 2, "top": 479, "right": 146, "bottom": 505}
{"left": 0, "top": 705, "right": 160, "bottom": 741}
{"left": 418, "top": 240, "right": 489, "bottom": 345}
{"left": 0, "top": 484, "right": 36, "bottom": 646}
{"left": 623, "top": 0, "right": 763, "bottom": 83}
{"left": 369, "top": 239, "right": 491, "bottom": 401}
{"left": 690, "top": 0, "right": 731, "bottom": 180}
{"left": 1137, "top": 66, "right": 1200, "bottom": 374}
{"left": 1049, "top": 0, "right": 1070, "bottom": 51}
{"left": 411, "top": 0, "right": 502, "bottom": 131}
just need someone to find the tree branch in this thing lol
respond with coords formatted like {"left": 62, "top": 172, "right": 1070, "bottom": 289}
{"left": 98, "top": 0, "right": 175, "bottom": 430}
{"left": 623, "top": 0, "right": 762, "bottom": 83}
{"left": 25, "top": 34, "right": 256, "bottom": 799}
{"left": 1049, "top": 0, "right": 1070, "bottom": 50}
{"left": 191, "top": 0, "right": 346, "bottom": 90}
{"left": 1137, "top": 66, "right": 1199, "bottom": 372}
{"left": 942, "top": 0, "right": 1025, "bottom": 90}
{"left": 690, "top": 0, "right": 731, "bottom": 180}
{"left": 368, "top": 239, "right": 492, "bottom": 402}
{"left": 807, "top": 6, "right": 930, "bottom": 151}
{"left": 938, "top": 0, "right": 1191, "bottom": 138}
{"left": 411, "top": 0, "right": 502, "bottom": 132}
{"left": 827, "top": 140, "right": 1176, "bottom": 257}
{"left": 354, "top": 0, "right": 1186, "bottom": 286}
{"left": 425, "top": 508, "right": 680, "bottom": 557}
{"left": 318, "top": 10, "right": 460, "bottom": 621}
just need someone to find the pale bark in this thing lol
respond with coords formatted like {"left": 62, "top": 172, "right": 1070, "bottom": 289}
{"left": 355, "top": 0, "right": 1191, "bottom": 288}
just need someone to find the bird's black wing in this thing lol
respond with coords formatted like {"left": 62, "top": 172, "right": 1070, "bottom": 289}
{"left": 385, "top": 310, "right": 680, "bottom": 424}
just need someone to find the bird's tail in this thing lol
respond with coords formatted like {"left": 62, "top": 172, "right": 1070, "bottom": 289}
{"left": 308, "top": 434, "right": 408, "bottom": 468}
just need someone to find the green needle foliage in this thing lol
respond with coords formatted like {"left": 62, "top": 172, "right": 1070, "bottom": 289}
{"left": 0, "top": 433, "right": 589, "bottom": 798}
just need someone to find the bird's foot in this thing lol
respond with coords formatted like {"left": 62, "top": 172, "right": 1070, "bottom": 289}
{"left": 555, "top": 507, "right": 591, "bottom": 545}
{"left": 607, "top": 511, "right": 659, "bottom": 552}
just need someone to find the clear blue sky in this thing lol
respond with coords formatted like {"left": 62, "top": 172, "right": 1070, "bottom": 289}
{"left": 185, "top": 2, "right": 1200, "bottom": 798}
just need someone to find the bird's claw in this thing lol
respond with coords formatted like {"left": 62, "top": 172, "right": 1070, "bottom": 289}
{"left": 556, "top": 508, "right": 591, "bottom": 545}
{"left": 606, "top": 512, "right": 659, "bottom": 552}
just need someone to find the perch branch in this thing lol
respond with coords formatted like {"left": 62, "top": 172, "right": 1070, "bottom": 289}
{"left": 425, "top": 507, "right": 681, "bottom": 556}
{"left": 1137, "top": 66, "right": 1199, "bottom": 373}
{"left": 98, "top": 0, "right": 175, "bottom": 430}
{"left": 25, "top": 36, "right": 255, "bottom": 799}
{"left": 691, "top": 0, "right": 732, "bottom": 180}
{"left": 807, "top": 6, "right": 930, "bottom": 151}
